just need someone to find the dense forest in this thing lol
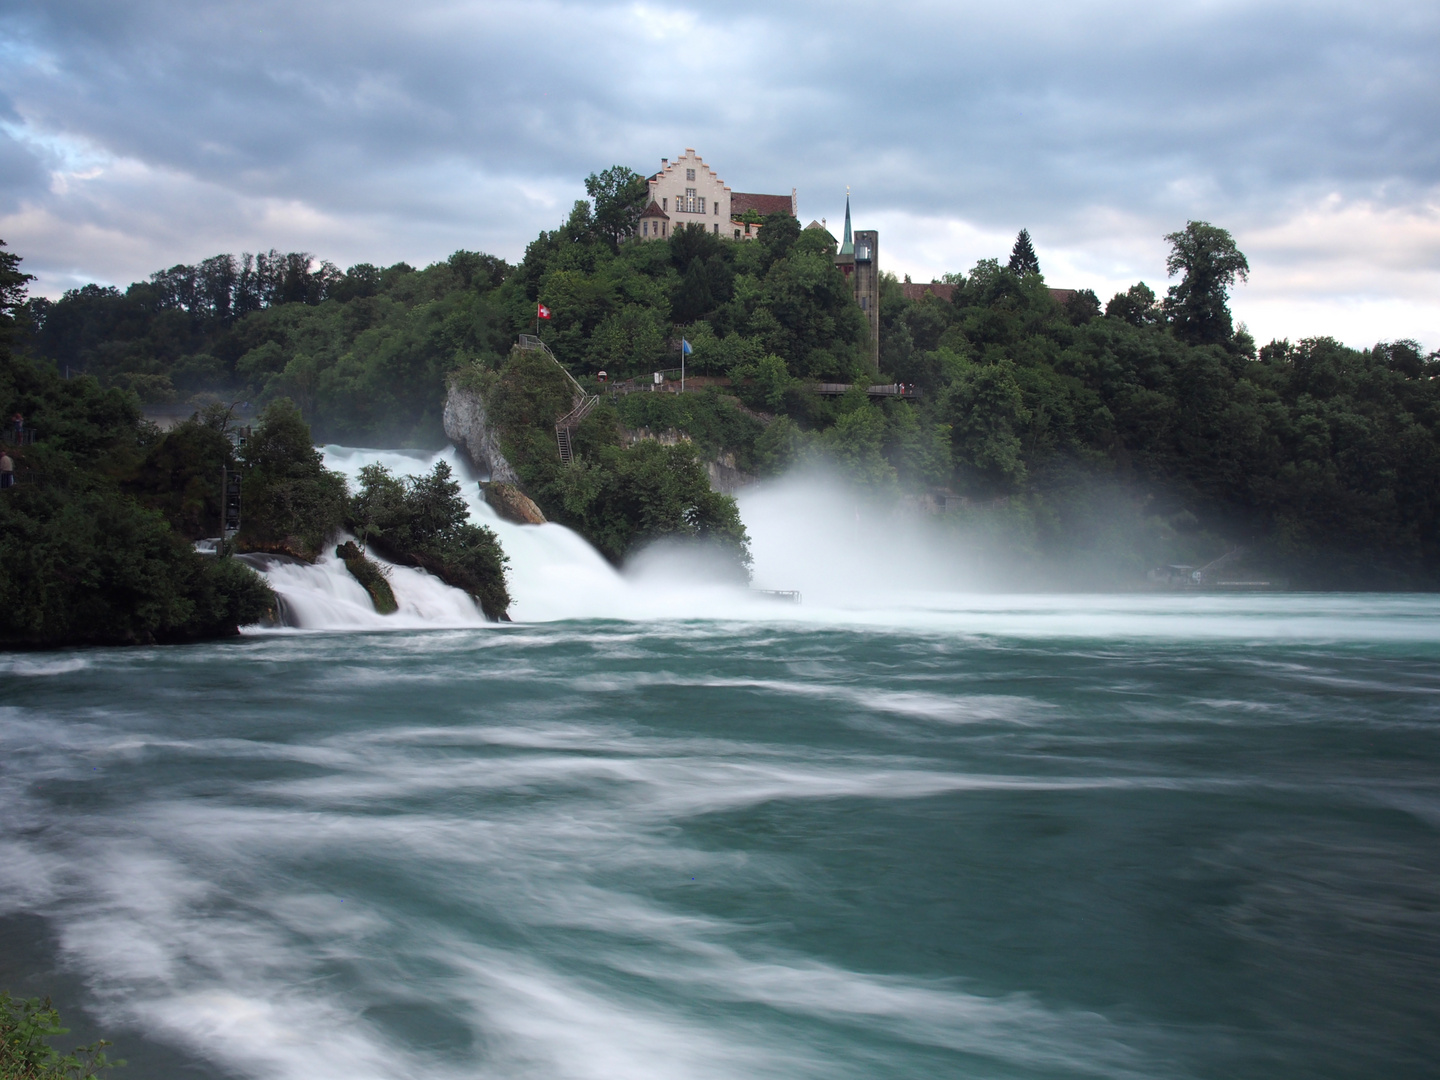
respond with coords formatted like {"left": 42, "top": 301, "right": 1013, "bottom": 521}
{"left": 0, "top": 241, "right": 510, "bottom": 646}
{"left": 10, "top": 162, "right": 1440, "bottom": 589}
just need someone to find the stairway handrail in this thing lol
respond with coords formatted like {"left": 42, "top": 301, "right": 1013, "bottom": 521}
{"left": 556, "top": 394, "right": 598, "bottom": 431}
{"left": 517, "top": 334, "right": 592, "bottom": 402}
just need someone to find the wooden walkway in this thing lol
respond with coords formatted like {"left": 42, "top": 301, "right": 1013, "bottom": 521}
{"left": 811, "top": 383, "right": 921, "bottom": 399}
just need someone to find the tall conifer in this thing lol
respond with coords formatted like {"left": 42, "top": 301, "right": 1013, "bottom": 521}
{"left": 1008, "top": 229, "right": 1040, "bottom": 277}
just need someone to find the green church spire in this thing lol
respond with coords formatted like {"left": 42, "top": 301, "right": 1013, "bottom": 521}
{"left": 839, "top": 192, "right": 854, "bottom": 256}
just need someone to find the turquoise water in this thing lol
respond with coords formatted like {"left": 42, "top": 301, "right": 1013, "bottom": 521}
{"left": 3, "top": 597, "right": 1439, "bottom": 1079}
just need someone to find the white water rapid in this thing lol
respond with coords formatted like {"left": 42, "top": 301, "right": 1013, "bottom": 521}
{"left": 244, "top": 445, "right": 781, "bottom": 629}
{"left": 237, "top": 445, "right": 1440, "bottom": 639}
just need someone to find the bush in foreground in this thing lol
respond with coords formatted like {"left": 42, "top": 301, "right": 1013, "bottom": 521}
{"left": 0, "top": 992, "right": 118, "bottom": 1080}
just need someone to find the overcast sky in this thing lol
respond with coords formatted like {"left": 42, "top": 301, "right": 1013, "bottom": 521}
{"left": 2, "top": 0, "right": 1437, "bottom": 349}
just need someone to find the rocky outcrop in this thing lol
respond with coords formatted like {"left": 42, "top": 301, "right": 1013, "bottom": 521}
{"left": 443, "top": 378, "right": 520, "bottom": 484}
{"left": 481, "top": 481, "right": 547, "bottom": 525}
{"left": 624, "top": 427, "right": 756, "bottom": 496}
{"left": 706, "top": 452, "right": 756, "bottom": 496}
{"left": 335, "top": 541, "right": 398, "bottom": 614}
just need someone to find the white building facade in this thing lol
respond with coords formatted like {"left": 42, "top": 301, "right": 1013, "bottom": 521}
{"left": 646, "top": 149, "right": 731, "bottom": 238}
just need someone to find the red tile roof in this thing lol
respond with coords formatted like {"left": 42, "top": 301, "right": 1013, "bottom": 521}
{"left": 639, "top": 200, "right": 669, "bottom": 220}
{"left": 731, "top": 192, "right": 793, "bottom": 218}
{"left": 900, "top": 283, "right": 1078, "bottom": 305}
{"left": 902, "top": 283, "right": 954, "bottom": 302}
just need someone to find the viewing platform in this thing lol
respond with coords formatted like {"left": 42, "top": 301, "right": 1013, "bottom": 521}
{"left": 598, "top": 371, "right": 921, "bottom": 400}
{"left": 811, "top": 382, "right": 921, "bottom": 399}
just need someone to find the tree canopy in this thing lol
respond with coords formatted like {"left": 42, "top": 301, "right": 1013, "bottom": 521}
{"left": 9, "top": 182, "right": 1440, "bottom": 590}
{"left": 585, "top": 166, "right": 650, "bottom": 248}
{"left": 1163, "top": 220, "right": 1250, "bottom": 346}
{"left": 1007, "top": 228, "right": 1040, "bottom": 277}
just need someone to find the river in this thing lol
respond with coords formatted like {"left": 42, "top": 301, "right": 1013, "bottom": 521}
{"left": 1, "top": 449, "right": 1438, "bottom": 1080}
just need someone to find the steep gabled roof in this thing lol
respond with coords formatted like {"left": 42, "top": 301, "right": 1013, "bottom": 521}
{"left": 731, "top": 192, "right": 794, "bottom": 218}
{"left": 639, "top": 200, "right": 669, "bottom": 220}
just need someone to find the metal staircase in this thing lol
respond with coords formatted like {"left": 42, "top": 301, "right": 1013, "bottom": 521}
{"left": 518, "top": 335, "right": 598, "bottom": 466}
{"left": 554, "top": 396, "right": 598, "bottom": 464}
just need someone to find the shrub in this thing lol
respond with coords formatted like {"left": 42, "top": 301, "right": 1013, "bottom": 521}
{"left": 0, "top": 992, "right": 119, "bottom": 1080}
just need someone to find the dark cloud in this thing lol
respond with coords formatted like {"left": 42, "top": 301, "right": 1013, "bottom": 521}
{"left": 0, "top": 132, "right": 47, "bottom": 212}
{"left": 1, "top": 0, "right": 1438, "bottom": 344}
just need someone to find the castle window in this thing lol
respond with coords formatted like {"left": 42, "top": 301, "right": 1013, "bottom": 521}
{"left": 735, "top": 229, "right": 741, "bottom": 239}
{"left": 713, "top": 223, "right": 719, "bottom": 234}
{"left": 662, "top": 197, "right": 667, "bottom": 212}
{"left": 686, "top": 168, "right": 696, "bottom": 180}
{"left": 681, "top": 188, "right": 705, "bottom": 214}
{"left": 643, "top": 221, "right": 648, "bottom": 236}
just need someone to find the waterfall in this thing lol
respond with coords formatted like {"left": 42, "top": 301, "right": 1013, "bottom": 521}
{"left": 238, "top": 546, "right": 489, "bottom": 630}
{"left": 239, "top": 445, "right": 773, "bottom": 630}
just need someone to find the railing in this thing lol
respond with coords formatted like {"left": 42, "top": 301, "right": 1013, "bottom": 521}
{"left": 554, "top": 395, "right": 599, "bottom": 465}
{"left": 517, "top": 336, "right": 601, "bottom": 464}
{"left": 1, "top": 429, "right": 36, "bottom": 446}
{"left": 811, "top": 383, "right": 921, "bottom": 399}
{"left": 755, "top": 589, "right": 802, "bottom": 603}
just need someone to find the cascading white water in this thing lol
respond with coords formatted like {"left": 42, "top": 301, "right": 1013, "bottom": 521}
{"left": 241, "top": 546, "right": 490, "bottom": 630}
{"left": 242, "top": 445, "right": 780, "bottom": 630}
{"left": 240, "top": 447, "right": 1439, "bottom": 639}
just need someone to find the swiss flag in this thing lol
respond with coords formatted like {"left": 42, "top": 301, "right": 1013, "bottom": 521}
{"left": 537, "top": 303, "right": 552, "bottom": 320}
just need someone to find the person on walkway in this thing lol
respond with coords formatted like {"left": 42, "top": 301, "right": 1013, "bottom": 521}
{"left": 1, "top": 451, "right": 13, "bottom": 489}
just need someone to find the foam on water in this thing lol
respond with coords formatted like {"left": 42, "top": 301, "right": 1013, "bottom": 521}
{"left": 300, "top": 445, "right": 780, "bottom": 626}
{"left": 3, "top": 614, "right": 1440, "bottom": 1078}
{"left": 248, "top": 542, "right": 487, "bottom": 630}
{"left": 8, "top": 445, "right": 1440, "bottom": 1079}
{"left": 224, "top": 444, "right": 1440, "bottom": 643}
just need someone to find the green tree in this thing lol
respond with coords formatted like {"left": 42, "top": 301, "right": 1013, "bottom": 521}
{"left": 1105, "top": 282, "right": 1160, "bottom": 327}
{"left": 0, "top": 240, "right": 35, "bottom": 318}
{"left": 1062, "top": 288, "right": 1101, "bottom": 325}
{"left": 821, "top": 404, "right": 897, "bottom": 488}
{"left": 674, "top": 257, "right": 715, "bottom": 323}
{"left": 348, "top": 461, "right": 510, "bottom": 619}
{"left": 585, "top": 166, "right": 650, "bottom": 248}
{"left": 941, "top": 359, "right": 1030, "bottom": 491}
{"left": 571, "top": 440, "right": 751, "bottom": 574}
{"left": 238, "top": 398, "right": 347, "bottom": 557}
{"left": 1007, "top": 229, "right": 1040, "bottom": 277}
{"left": 0, "top": 992, "right": 119, "bottom": 1079}
{"left": 0, "top": 338, "right": 275, "bottom": 646}
{"left": 1163, "top": 221, "right": 1249, "bottom": 346}
{"left": 0, "top": 239, "right": 36, "bottom": 351}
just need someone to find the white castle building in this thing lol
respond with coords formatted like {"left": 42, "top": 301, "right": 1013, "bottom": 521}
{"left": 638, "top": 149, "right": 797, "bottom": 242}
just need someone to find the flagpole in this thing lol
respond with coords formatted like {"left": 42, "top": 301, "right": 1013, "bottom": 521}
{"left": 681, "top": 337, "right": 685, "bottom": 394}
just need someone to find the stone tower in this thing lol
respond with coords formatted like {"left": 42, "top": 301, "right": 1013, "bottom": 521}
{"left": 833, "top": 195, "right": 880, "bottom": 371}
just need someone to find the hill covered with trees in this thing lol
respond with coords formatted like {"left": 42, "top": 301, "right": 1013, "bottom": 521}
{"left": 11, "top": 164, "right": 1440, "bottom": 589}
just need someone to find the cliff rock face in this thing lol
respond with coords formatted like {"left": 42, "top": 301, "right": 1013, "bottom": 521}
{"left": 706, "top": 452, "right": 756, "bottom": 496}
{"left": 443, "top": 379, "right": 521, "bottom": 485}
{"left": 482, "top": 481, "right": 547, "bottom": 525}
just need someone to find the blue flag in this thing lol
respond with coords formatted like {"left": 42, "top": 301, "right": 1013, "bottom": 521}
{"left": 681, "top": 339, "right": 692, "bottom": 355}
